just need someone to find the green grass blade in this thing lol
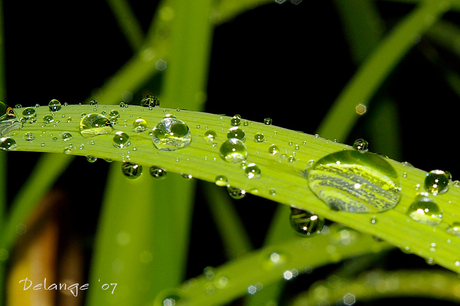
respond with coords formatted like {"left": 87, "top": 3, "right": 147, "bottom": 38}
{"left": 176, "top": 225, "right": 392, "bottom": 306}
{"left": 317, "top": 0, "right": 449, "bottom": 141}
{"left": 202, "top": 183, "right": 253, "bottom": 258}
{"left": 106, "top": 0, "right": 144, "bottom": 52}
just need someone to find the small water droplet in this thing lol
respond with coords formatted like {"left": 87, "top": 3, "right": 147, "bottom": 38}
{"left": 231, "top": 115, "right": 241, "bottom": 126}
{"left": 204, "top": 130, "right": 217, "bottom": 142}
{"left": 220, "top": 138, "right": 248, "bottom": 163}
{"left": 425, "top": 170, "right": 450, "bottom": 195}
{"left": 121, "top": 162, "right": 142, "bottom": 179}
{"left": 140, "top": 94, "right": 160, "bottom": 108}
{"left": 43, "top": 115, "right": 54, "bottom": 123}
{"left": 254, "top": 133, "right": 265, "bottom": 143}
{"left": 61, "top": 132, "right": 73, "bottom": 141}
{"left": 48, "top": 99, "right": 61, "bottom": 112}
{"left": 245, "top": 163, "right": 261, "bottom": 179}
{"left": 215, "top": 175, "right": 228, "bottom": 186}
{"left": 268, "top": 144, "right": 280, "bottom": 155}
{"left": 21, "top": 107, "right": 37, "bottom": 123}
{"left": 89, "top": 99, "right": 98, "bottom": 106}
{"left": 290, "top": 206, "right": 324, "bottom": 237}
{"left": 86, "top": 155, "right": 97, "bottom": 163}
{"left": 24, "top": 132, "right": 35, "bottom": 141}
{"left": 0, "top": 137, "right": 17, "bottom": 151}
{"left": 407, "top": 194, "right": 442, "bottom": 225}
{"left": 227, "top": 186, "right": 246, "bottom": 199}
{"left": 227, "top": 127, "right": 245, "bottom": 141}
{"left": 181, "top": 173, "right": 193, "bottom": 180}
{"left": 79, "top": 113, "right": 113, "bottom": 138}
{"left": 149, "top": 166, "right": 167, "bottom": 179}
{"left": 353, "top": 138, "right": 369, "bottom": 153}
{"left": 133, "top": 118, "right": 148, "bottom": 132}
{"left": 151, "top": 117, "right": 191, "bottom": 151}
{"left": 264, "top": 118, "right": 272, "bottom": 125}
{"left": 307, "top": 150, "right": 401, "bottom": 213}
{"left": 109, "top": 110, "right": 120, "bottom": 124}
{"left": 447, "top": 222, "right": 460, "bottom": 237}
{"left": 113, "top": 131, "right": 131, "bottom": 148}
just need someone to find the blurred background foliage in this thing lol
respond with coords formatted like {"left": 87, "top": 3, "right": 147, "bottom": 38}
{"left": 2, "top": 0, "right": 460, "bottom": 305}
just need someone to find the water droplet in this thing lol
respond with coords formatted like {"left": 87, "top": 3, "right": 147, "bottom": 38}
{"left": 220, "top": 138, "right": 248, "bottom": 163}
{"left": 109, "top": 110, "right": 120, "bottom": 124}
{"left": 0, "top": 103, "right": 22, "bottom": 136}
{"left": 268, "top": 144, "right": 280, "bottom": 155}
{"left": 264, "top": 118, "right": 272, "bottom": 125}
{"left": 24, "top": 132, "right": 35, "bottom": 141}
{"left": 245, "top": 163, "right": 261, "bottom": 179}
{"left": 121, "top": 162, "right": 143, "bottom": 179}
{"left": 230, "top": 115, "right": 241, "bottom": 126}
{"left": 353, "top": 138, "right": 369, "bottom": 153}
{"left": 48, "top": 99, "right": 61, "bottom": 112}
{"left": 140, "top": 94, "right": 160, "bottom": 108}
{"left": 307, "top": 150, "right": 401, "bottom": 213}
{"left": 61, "top": 132, "right": 73, "bottom": 141}
{"left": 227, "top": 127, "right": 245, "bottom": 141}
{"left": 79, "top": 113, "right": 113, "bottom": 138}
{"left": 133, "top": 118, "right": 148, "bottom": 132}
{"left": 290, "top": 207, "right": 324, "bottom": 237}
{"left": 43, "top": 115, "right": 54, "bottom": 123}
{"left": 149, "top": 166, "right": 167, "bottom": 179}
{"left": 86, "top": 155, "right": 97, "bottom": 163}
{"left": 425, "top": 170, "right": 450, "bottom": 195}
{"left": 181, "top": 173, "right": 193, "bottom": 180}
{"left": 204, "top": 130, "right": 217, "bottom": 142}
{"left": 407, "top": 194, "right": 442, "bottom": 225}
{"left": 113, "top": 131, "right": 130, "bottom": 148}
{"left": 151, "top": 117, "right": 191, "bottom": 151}
{"left": 89, "top": 99, "right": 98, "bottom": 106}
{"left": 0, "top": 137, "right": 17, "bottom": 151}
{"left": 447, "top": 222, "right": 460, "bottom": 237}
{"left": 254, "top": 133, "right": 265, "bottom": 143}
{"left": 21, "top": 107, "right": 37, "bottom": 123}
{"left": 215, "top": 175, "right": 228, "bottom": 186}
{"left": 227, "top": 186, "right": 246, "bottom": 199}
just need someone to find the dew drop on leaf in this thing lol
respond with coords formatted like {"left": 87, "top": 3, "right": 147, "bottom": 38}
{"left": 289, "top": 206, "right": 324, "bottom": 237}
{"left": 407, "top": 194, "right": 442, "bottom": 226}
{"left": 424, "top": 169, "right": 450, "bottom": 195}
{"left": 447, "top": 222, "right": 460, "bottom": 237}
{"left": 48, "top": 99, "right": 61, "bottom": 112}
{"left": 113, "top": 131, "right": 130, "bottom": 148}
{"left": 245, "top": 163, "right": 261, "bottom": 179}
{"left": 24, "top": 132, "right": 35, "bottom": 141}
{"left": 0, "top": 137, "right": 17, "bottom": 151}
{"left": 204, "top": 130, "right": 217, "bottom": 142}
{"left": 61, "top": 132, "right": 73, "bottom": 141}
{"left": 268, "top": 144, "right": 280, "bottom": 155}
{"left": 264, "top": 118, "right": 272, "bottom": 125}
{"left": 220, "top": 138, "right": 248, "bottom": 163}
{"left": 86, "top": 155, "right": 97, "bottom": 163}
{"left": 227, "top": 127, "right": 245, "bottom": 141}
{"left": 133, "top": 118, "right": 148, "bottom": 132}
{"left": 215, "top": 175, "right": 228, "bottom": 186}
{"left": 79, "top": 113, "right": 113, "bottom": 138}
{"left": 227, "top": 186, "right": 246, "bottom": 199}
{"left": 254, "top": 133, "right": 265, "bottom": 143}
{"left": 352, "top": 138, "right": 369, "bottom": 153}
{"left": 121, "top": 162, "right": 142, "bottom": 179}
{"left": 21, "top": 107, "right": 37, "bottom": 123}
{"left": 307, "top": 150, "right": 401, "bottom": 213}
{"left": 151, "top": 117, "right": 191, "bottom": 151}
{"left": 149, "top": 166, "right": 167, "bottom": 179}
{"left": 109, "top": 110, "right": 120, "bottom": 124}
{"left": 140, "top": 94, "right": 160, "bottom": 108}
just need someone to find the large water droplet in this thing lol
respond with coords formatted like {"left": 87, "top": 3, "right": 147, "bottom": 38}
{"left": 220, "top": 138, "right": 248, "bottom": 163}
{"left": 307, "top": 150, "right": 401, "bottom": 213}
{"left": 79, "top": 113, "right": 113, "bottom": 138}
{"left": 407, "top": 194, "right": 442, "bottom": 225}
{"left": 121, "top": 162, "right": 143, "bottom": 179}
{"left": 0, "top": 137, "right": 17, "bottom": 151}
{"left": 48, "top": 99, "right": 61, "bottom": 112}
{"left": 425, "top": 170, "right": 450, "bottom": 195}
{"left": 290, "top": 207, "right": 324, "bottom": 237}
{"left": 113, "top": 131, "right": 130, "bottom": 148}
{"left": 0, "top": 102, "right": 21, "bottom": 136}
{"left": 151, "top": 117, "right": 191, "bottom": 151}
